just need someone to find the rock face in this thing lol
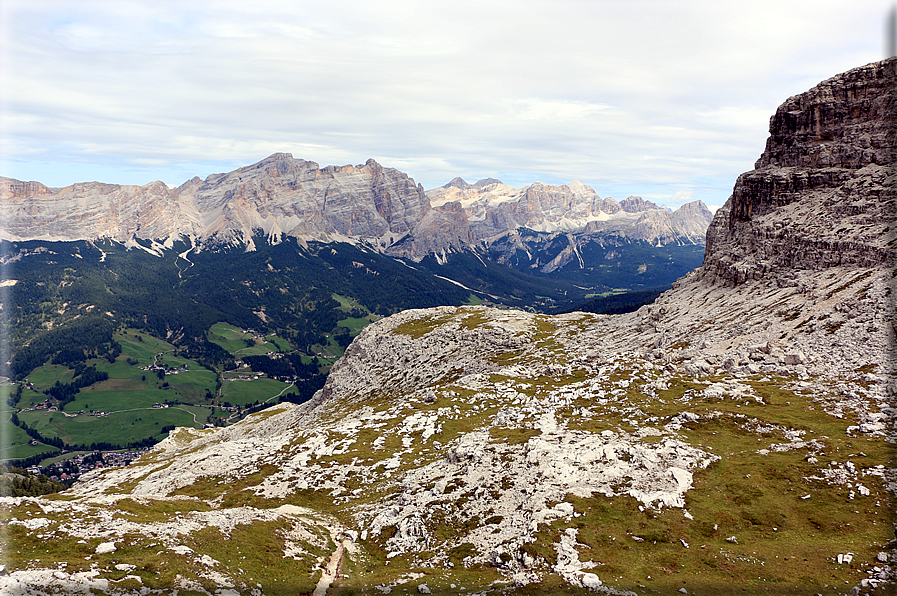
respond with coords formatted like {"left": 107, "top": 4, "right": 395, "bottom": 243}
{"left": 2, "top": 60, "right": 895, "bottom": 595}
{"left": 1, "top": 159, "right": 712, "bottom": 261}
{"left": 424, "top": 178, "right": 713, "bottom": 272}
{"left": 1, "top": 155, "right": 432, "bottom": 252}
{"left": 701, "top": 59, "right": 896, "bottom": 285}
{"left": 426, "top": 178, "right": 710, "bottom": 245}
{"left": 182, "top": 154, "right": 432, "bottom": 251}
{"left": 0, "top": 177, "right": 193, "bottom": 244}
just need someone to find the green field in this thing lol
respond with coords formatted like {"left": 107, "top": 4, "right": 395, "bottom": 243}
{"left": 333, "top": 294, "right": 381, "bottom": 337}
{"left": 115, "top": 331, "right": 174, "bottom": 365}
{"left": 331, "top": 293, "right": 362, "bottom": 310}
{"left": 16, "top": 386, "right": 46, "bottom": 408}
{"left": 336, "top": 316, "right": 372, "bottom": 336}
{"left": 154, "top": 352, "right": 202, "bottom": 372}
{"left": 220, "top": 378, "right": 293, "bottom": 406}
{"left": 208, "top": 322, "right": 289, "bottom": 356}
{"left": 584, "top": 288, "right": 629, "bottom": 299}
{"left": 23, "top": 365, "right": 74, "bottom": 390}
{"left": 6, "top": 323, "right": 311, "bottom": 460}
{"left": 264, "top": 335, "right": 291, "bottom": 351}
{"left": 62, "top": 388, "right": 174, "bottom": 413}
{"left": 0, "top": 416, "right": 56, "bottom": 460}
{"left": 164, "top": 369, "right": 217, "bottom": 400}
{"left": 94, "top": 359, "right": 147, "bottom": 380}
{"left": 311, "top": 336, "right": 347, "bottom": 360}
{"left": 18, "top": 408, "right": 197, "bottom": 447}
{"left": 208, "top": 322, "right": 256, "bottom": 353}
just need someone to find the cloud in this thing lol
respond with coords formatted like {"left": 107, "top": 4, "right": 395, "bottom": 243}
{"left": 1, "top": 0, "right": 893, "bottom": 206}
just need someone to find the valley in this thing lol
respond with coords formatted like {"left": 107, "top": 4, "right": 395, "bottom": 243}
{"left": 0, "top": 57, "right": 894, "bottom": 595}
{"left": 1, "top": 216, "right": 703, "bottom": 470}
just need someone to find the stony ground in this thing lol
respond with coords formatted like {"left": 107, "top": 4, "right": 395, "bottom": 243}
{"left": 4, "top": 57, "right": 894, "bottom": 596}
{"left": 2, "top": 261, "right": 894, "bottom": 595}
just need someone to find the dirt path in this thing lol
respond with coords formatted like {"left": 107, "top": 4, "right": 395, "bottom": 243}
{"left": 171, "top": 406, "right": 200, "bottom": 425}
{"left": 262, "top": 382, "right": 295, "bottom": 404}
{"left": 312, "top": 533, "right": 349, "bottom": 596}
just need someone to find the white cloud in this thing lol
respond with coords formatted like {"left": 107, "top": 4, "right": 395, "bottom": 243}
{"left": 1, "top": 0, "right": 893, "bottom": 206}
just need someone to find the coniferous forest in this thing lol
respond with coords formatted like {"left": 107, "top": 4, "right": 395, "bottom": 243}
{"left": 2, "top": 234, "right": 701, "bottom": 464}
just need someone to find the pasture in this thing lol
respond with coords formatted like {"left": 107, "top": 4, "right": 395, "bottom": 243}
{"left": 220, "top": 378, "right": 292, "bottom": 406}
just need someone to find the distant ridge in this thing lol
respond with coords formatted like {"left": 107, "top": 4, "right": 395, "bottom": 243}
{"left": 2, "top": 58, "right": 894, "bottom": 596}
{"left": 1, "top": 158, "right": 712, "bottom": 262}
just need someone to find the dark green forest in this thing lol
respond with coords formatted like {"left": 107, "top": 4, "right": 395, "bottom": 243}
{"left": 5, "top": 235, "right": 700, "bottom": 376}
{"left": 1, "top": 233, "right": 702, "bottom": 461}
{"left": 3, "top": 237, "right": 476, "bottom": 374}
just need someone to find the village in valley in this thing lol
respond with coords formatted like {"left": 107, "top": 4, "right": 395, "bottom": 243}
{"left": 22, "top": 447, "right": 153, "bottom": 484}
{"left": 3, "top": 321, "right": 339, "bottom": 491}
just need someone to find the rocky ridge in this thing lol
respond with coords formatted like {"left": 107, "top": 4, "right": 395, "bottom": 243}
{"left": 426, "top": 179, "right": 710, "bottom": 247}
{"left": 1, "top": 60, "right": 895, "bottom": 595}
{"left": 701, "top": 58, "right": 896, "bottom": 285}
{"left": 1, "top": 159, "right": 711, "bottom": 262}
{"left": 422, "top": 179, "right": 712, "bottom": 273}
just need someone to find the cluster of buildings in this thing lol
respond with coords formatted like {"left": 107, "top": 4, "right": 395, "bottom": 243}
{"left": 19, "top": 401, "right": 93, "bottom": 418}
{"left": 18, "top": 401, "right": 84, "bottom": 418}
{"left": 224, "top": 373, "right": 262, "bottom": 381}
{"left": 18, "top": 401, "right": 58, "bottom": 413}
{"left": 139, "top": 361, "right": 190, "bottom": 375}
{"left": 25, "top": 448, "right": 153, "bottom": 483}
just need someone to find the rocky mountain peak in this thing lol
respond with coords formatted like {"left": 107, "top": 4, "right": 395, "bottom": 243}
{"left": 260, "top": 151, "right": 295, "bottom": 162}
{"left": 700, "top": 58, "right": 896, "bottom": 286}
{"left": 0, "top": 176, "right": 53, "bottom": 198}
{"left": 472, "top": 177, "right": 502, "bottom": 188}
{"left": 620, "top": 196, "right": 660, "bottom": 213}
{"left": 440, "top": 177, "right": 502, "bottom": 191}
{"left": 442, "top": 176, "right": 472, "bottom": 189}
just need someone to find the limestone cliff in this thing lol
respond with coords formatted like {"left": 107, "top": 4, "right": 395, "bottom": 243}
{"left": 187, "top": 154, "right": 431, "bottom": 249}
{"left": 426, "top": 178, "right": 710, "bottom": 245}
{"left": 1, "top": 158, "right": 712, "bottom": 260}
{"left": 0, "top": 177, "right": 197, "bottom": 243}
{"left": 701, "top": 58, "right": 896, "bottom": 285}
{"left": 1, "top": 61, "right": 895, "bottom": 596}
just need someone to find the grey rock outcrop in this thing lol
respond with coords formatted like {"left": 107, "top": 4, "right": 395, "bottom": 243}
{"left": 701, "top": 58, "right": 896, "bottom": 285}
{"left": 0, "top": 177, "right": 197, "bottom": 244}
{"left": 2, "top": 59, "right": 896, "bottom": 596}
{"left": 0, "top": 155, "right": 435, "bottom": 252}
{"left": 426, "top": 179, "right": 710, "bottom": 245}
{"left": 188, "top": 154, "right": 431, "bottom": 249}
{"left": 620, "top": 196, "right": 660, "bottom": 213}
{"left": 425, "top": 177, "right": 713, "bottom": 271}
{"left": 1, "top": 156, "right": 713, "bottom": 260}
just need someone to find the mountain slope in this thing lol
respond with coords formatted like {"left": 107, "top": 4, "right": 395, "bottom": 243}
{"left": 1, "top": 155, "right": 712, "bottom": 312}
{"left": 1, "top": 158, "right": 711, "bottom": 262}
{"left": 1, "top": 59, "right": 895, "bottom": 595}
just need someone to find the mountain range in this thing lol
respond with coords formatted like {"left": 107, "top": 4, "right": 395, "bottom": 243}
{"left": 1, "top": 58, "right": 895, "bottom": 596}
{"left": 0, "top": 154, "right": 712, "bottom": 268}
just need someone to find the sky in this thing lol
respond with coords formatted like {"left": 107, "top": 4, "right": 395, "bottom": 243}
{"left": 0, "top": 1, "right": 893, "bottom": 210}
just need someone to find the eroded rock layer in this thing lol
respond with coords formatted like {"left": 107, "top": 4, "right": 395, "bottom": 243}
{"left": 1, "top": 60, "right": 895, "bottom": 595}
{"left": 702, "top": 59, "right": 896, "bottom": 285}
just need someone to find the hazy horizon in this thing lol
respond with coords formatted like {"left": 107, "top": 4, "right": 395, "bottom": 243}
{"left": 1, "top": 0, "right": 892, "bottom": 209}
